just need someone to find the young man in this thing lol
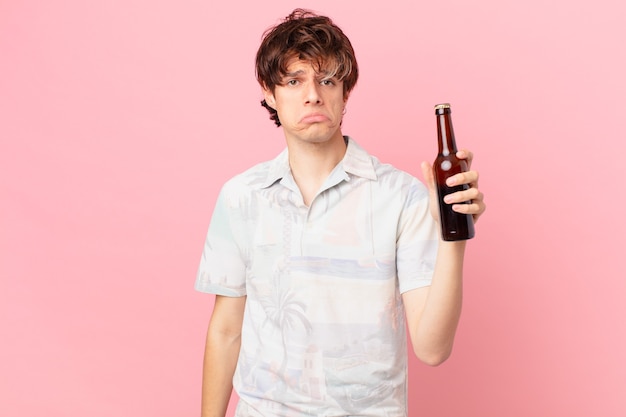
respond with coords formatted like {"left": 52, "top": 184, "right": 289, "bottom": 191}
{"left": 196, "top": 9, "right": 486, "bottom": 417}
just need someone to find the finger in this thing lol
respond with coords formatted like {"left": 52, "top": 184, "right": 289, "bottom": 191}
{"left": 452, "top": 201, "right": 485, "bottom": 216}
{"left": 444, "top": 188, "right": 482, "bottom": 205}
{"left": 446, "top": 170, "right": 479, "bottom": 187}
{"left": 451, "top": 193, "right": 486, "bottom": 223}
{"left": 456, "top": 149, "right": 474, "bottom": 168}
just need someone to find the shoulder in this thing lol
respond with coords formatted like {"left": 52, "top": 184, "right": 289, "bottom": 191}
{"left": 207, "top": 163, "right": 268, "bottom": 216}
{"left": 219, "top": 155, "right": 279, "bottom": 199}
{"left": 371, "top": 157, "right": 428, "bottom": 199}
{"left": 346, "top": 137, "right": 424, "bottom": 188}
{"left": 225, "top": 160, "right": 272, "bottom": 188}
{"left": 346, "top": 137, "right": 428, "bottom": 202}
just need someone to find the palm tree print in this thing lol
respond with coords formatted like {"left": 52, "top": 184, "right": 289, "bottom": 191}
{"left": 259, "top": 267, "right": 313, "bottom": 382}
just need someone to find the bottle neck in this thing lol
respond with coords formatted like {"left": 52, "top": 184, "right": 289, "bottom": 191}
{"left": 436, "top": 109, "right": 458, "bottom": 156}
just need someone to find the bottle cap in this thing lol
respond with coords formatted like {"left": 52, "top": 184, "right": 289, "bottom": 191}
{"left": 434, "top": 103, "right": 451, "bottom": 110}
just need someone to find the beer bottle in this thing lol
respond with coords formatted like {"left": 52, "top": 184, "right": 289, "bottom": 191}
{"left": 433, "top": 103, "right": 475, "bottom": 241}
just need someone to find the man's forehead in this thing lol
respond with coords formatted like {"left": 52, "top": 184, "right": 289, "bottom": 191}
{"left": 284, "top": 58, "right": 336, "bottom": 76}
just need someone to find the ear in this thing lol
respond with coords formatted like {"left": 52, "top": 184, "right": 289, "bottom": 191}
{"left": 263, "top": 87, "right": 276, "bottom": 109}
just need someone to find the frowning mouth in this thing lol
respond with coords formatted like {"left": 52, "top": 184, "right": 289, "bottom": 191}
{"left": 300, "top": 113, "right": 329, "bottom": 123}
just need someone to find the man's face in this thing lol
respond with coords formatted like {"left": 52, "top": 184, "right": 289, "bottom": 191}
{"left": 263, "top": 59, "right": 347, "bottom": 145}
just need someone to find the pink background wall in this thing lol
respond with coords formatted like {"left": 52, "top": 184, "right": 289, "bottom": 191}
{"left": 1, "top": 0, "right": 624, "bottom": 416}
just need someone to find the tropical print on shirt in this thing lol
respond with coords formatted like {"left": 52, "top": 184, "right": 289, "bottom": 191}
{"left": 196, "top": 137, "right": 439, "bottom": 417}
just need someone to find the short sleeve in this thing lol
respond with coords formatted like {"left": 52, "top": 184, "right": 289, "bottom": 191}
{"left": 194, "top": 185, "right": 247, "bottom": 297}
{"left": 396, "top": 179, "right": 439, "bottom": 294}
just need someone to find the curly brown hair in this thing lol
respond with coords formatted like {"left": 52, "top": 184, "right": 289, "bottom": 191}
{"left": 255, "top": 9, "right": 359, "bottom": 126}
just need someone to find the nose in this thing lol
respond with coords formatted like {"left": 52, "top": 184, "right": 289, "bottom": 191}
{"left": 304, "top": 82, "right": 322, "bottom": 104}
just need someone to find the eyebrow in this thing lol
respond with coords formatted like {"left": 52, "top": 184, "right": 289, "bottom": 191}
{"left": 284, "top": 70, "right": 306, "bottom": 78}
{"left": 284, "top": 69, "right": 336, "bottom": 80}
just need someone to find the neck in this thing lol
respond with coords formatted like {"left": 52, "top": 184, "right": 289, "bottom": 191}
{"left": 287, "top": 133, "right": 347, "bottom": 205}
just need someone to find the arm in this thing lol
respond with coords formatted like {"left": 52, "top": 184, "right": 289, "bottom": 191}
{"left": 402, "top": 150, "right": 485, "bottom": 366}
{"left": 402, "top": 241, "right": 465, "bottom": 366}
{"left": 201, "top": 295, "right": 246, "bottom": 417}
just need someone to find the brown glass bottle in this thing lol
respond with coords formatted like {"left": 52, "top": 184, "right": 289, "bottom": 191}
{"left": 433, "top": 103, "right": 475, "bottom": 241}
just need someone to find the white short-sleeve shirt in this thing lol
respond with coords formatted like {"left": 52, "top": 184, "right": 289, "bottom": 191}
{"left": 196, "top": 137, "right": 439, "bottom": 417}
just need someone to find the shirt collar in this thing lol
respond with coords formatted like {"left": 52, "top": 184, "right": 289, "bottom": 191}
{"left": 341, "top": 137, "right": 378, "bottom": 181}
{"left": 257, "top": 136, "right": 378, "bottom": 189}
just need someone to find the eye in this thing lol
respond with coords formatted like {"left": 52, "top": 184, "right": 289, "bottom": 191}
{"left": 320, "top": 79, "right": 335, "bottom": 86}
{"left": 286, "top": 79, "right": 299, "bottom": 86}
